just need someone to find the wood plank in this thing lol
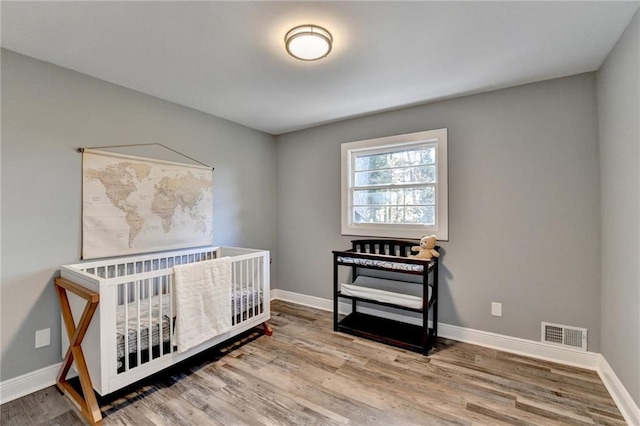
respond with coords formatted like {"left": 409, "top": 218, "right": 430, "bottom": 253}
{"left": 40, "top": 409, "right": 85, "bottom": 426}
{"left": 0, "top": 399, "right": 29, "bottom": 426}
{"left": 18, "top": 386, "right": 76, "bottom": 422}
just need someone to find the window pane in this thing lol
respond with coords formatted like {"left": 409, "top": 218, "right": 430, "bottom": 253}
{"left": 355, "top": 165, "right": 436, "bottom": 186}
{"left": 353, "top": 187, "right": 435, "bottom": 206}
{"left": 355, "top": 146, "right": 435, "bottom": 172}
{"left": 353, "top": 206, "right": 435, "bottom": 225}
{"left": 342, "top": 128, "right": 447, "bottom": 239}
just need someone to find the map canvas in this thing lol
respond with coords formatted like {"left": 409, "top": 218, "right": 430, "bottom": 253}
{"left": 82, "top": 149, "right": 213, "bottom": 259}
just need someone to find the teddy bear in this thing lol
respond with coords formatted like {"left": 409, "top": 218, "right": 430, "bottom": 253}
{"left": 411, "top": 235, "right": 440, "bottom": 260}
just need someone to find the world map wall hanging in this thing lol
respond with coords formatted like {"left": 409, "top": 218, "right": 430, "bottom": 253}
{"left": 82, "top": 149, "right": 213, "bottom": 259}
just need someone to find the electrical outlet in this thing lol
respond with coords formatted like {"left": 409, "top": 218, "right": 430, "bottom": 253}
{"left": 35, "top": 328, "right": 51, "bottom": 348}
{"left": 491, "top": 302, "right": 502, "bottom": 317}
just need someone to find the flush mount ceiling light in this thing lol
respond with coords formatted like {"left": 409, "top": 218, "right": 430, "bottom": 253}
{"left": 285, "top": 25, "right": 333, "bottom": 61}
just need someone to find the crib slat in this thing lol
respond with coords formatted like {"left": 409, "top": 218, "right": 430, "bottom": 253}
{"left": 259, "top": 257, "right": 263, "bottom": 314}
{"left": 243, "top": 258, "right": 248, "bottom": 319}
{"left": 136, "top": 281, "right": 141, "bottom": 368}
{"left": 159, "top": 286, "right": 164, "bottom": 358}
{"left": 237, "top": 261, "right": 242, "bottom": 324}
{"left": 169, "top": 274, "right": 174, "bottom": 355}
{"left": 233, "top": 262, "right": 238, "bottom": 325}
{"left": 124, "top": 283, "right": 129, "bottom": 373}
{"left": 147, "top": 279, "right": 152, "bottom": 363}
{"left": 252, "top": 257, "right": 257, "bottom": 317}
{"left": 243, "top": 260, "right": 248, "bottom": 321}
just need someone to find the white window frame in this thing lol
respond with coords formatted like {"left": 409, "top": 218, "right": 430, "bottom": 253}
{"left": 341, "top": 128, "right": 448, "bottom": 240}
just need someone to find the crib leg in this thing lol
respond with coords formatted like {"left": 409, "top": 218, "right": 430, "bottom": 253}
{"left": 54, "top": 277, "right": 102, "bottom": 426}
{"left": 261, "top": 321, "right": 273, "bottom": 336}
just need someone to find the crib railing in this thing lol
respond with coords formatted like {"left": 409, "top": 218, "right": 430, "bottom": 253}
{"left": 83, "top": 249, "right": 218, "bottom": 281}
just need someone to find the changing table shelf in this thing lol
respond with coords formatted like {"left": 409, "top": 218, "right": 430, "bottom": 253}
{"left": 333, "top": 239, "right": 439, "bottom": 355}
{"left": 336, "top": 293, "right": 426, "bottom": 313}
{"left": 337, "top": 312, "right": 427, "bottom": 352}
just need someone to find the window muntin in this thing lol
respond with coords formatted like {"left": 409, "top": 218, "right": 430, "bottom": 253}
{"left": 341, "top": 129, "right": 448, "bottom": 240}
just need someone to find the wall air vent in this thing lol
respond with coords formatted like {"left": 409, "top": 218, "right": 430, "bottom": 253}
{"left": 541, "top": 322, "right": 587, "bottom": 351}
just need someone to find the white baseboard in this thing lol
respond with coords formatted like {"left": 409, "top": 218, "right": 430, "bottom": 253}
{"left": 271, "top": 289, "right": 333, "bottom": 311}
{"left": 272, "top": 289, "right": 639, "bottom": 424}
{"left": 437, "top": 322, "right": 602, "bottom": 370}
{"left": 0, "top": 362, "right": 61, "bottom": 405}
{"left": 597, "top": 356, "right": 640, "bottom": 426}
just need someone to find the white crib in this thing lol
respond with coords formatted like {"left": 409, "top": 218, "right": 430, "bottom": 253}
{"left": 58, "top": 246, "right": 270, "bottom": 401}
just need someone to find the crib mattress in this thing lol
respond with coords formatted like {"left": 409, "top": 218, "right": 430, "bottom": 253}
{"left": 341, "top": 276, "right": 430, "bottom": 309}
{"left": 115, "top": 290, "right": 262, "bottom": 361}
{"left": 116, "top": 295, "right": 172, "bottom": 362}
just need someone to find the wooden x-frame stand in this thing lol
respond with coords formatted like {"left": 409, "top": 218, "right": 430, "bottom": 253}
{"left": 54, "top": 277, "right": 102, "bottom": 426}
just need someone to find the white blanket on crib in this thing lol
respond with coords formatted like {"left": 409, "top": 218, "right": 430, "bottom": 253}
{"left": 173, "top": 257, "right": 232, "bottom": 353}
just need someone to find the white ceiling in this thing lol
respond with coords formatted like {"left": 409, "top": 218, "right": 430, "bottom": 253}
{"left": 2, "top": 1, "right": 639, "bottom": 135}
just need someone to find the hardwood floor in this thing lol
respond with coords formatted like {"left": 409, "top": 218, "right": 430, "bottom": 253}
{"left": 1, "top": 300, "right": 626, "bottom": 425}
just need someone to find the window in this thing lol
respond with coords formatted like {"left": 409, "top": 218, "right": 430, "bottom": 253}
{"left": 341, "top": 128, "right": 448, "bottom": 240}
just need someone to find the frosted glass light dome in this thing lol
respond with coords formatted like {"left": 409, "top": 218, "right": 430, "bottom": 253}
{"left": 285, "top": 25, "right": 333, "bottom": 61}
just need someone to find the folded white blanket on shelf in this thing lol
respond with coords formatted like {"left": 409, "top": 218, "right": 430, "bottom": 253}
{"left": 173, "top": 257, "right": 232, "bottom": 353}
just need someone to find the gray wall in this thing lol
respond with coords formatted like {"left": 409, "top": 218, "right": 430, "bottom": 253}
{"left": 597, "top": 9, "right": 640, "bottom": 406}
{"left": 0, "top": 49, "right": 276, "bottom": 381}
{"left": 276, "top": 74, "right": 602, "bottom": 350}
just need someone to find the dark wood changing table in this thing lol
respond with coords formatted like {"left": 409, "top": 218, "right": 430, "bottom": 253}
{"left": 333, "top": 239, "right": 439, "bottom": 354}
